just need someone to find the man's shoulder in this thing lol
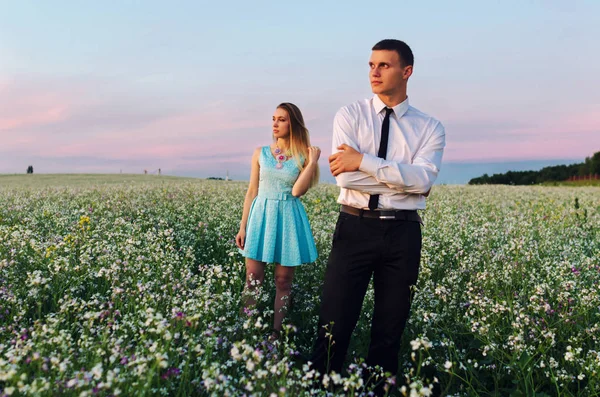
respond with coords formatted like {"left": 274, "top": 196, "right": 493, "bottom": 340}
{"left": 406, "top": 104, "right": 439, "bottom": 122}
{"left": 337, "top": 98, "right": 372, "bottom": 117}
{"left": 406, "top": 105, "right": 444, "bottom": 130}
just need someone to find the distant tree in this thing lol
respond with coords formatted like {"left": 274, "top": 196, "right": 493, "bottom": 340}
{"left": 591, "top": 152, "right": 600, "bottom": 175}
{"left": 26, "top": 165, "right": 34, "bottom": 174}
{"left": 579, "top": 157, "right": 592, "bottom": 176}
{"left": 468, "top": 151, "right": 599, "bottom": 185}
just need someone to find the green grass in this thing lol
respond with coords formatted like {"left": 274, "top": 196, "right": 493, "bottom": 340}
{"left": 542, "top": 179, "right": 600, "bottom": 187}
{"left": 1, "top": 178, "right": 598, "bottom": 396}
{"left": 0, "top": 173, "right": 210, "bottom": 188}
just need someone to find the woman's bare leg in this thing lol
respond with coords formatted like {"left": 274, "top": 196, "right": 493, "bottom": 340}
{"left": 273, "top": 264, "right": 295, "bottom": 332}
{"left": 243, "top": 258, "right": 266, "bottom": 309}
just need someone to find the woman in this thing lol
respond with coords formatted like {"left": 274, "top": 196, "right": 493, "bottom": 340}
{"left": 236, "top": 102, "right": 320, "bottom": 339}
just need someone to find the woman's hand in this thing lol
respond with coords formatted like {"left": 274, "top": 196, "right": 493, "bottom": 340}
{"left": 308, "top": 146, "right": 321, "bottom": 165}
{"left": 235, "top": 229, "right": 246, "bottom": 250}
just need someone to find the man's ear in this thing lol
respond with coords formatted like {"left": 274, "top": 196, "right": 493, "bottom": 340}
{"left": 403, "top": 65, "right": 413, "bottom": 80}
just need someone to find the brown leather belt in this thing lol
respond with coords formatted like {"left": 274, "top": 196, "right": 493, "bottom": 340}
{"left": 341, "top": 205, "right": 422, "bottom": 223}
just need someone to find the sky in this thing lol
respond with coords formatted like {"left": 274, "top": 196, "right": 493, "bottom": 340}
{"left": 1, "top": 0, "right": 599, "bottom": 183}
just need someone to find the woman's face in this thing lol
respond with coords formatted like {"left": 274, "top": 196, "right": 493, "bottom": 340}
{"left": 272, "top": 107, "right": 290, "bottom": 139}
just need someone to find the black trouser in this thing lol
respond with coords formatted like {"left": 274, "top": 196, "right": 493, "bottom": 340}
{"left": 311, "top": 211, "right": 422, "bottom": 376}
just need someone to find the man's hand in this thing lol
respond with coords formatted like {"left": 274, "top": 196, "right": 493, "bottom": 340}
{"left": 329, "top": 144, "right": 363, "bottom": 176}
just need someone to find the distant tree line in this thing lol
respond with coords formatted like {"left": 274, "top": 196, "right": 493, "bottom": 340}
{"left": 27, "top": 165, "right": 34, "bottom": 174}
{"left": 469, "top": 151, "right": 600, "bottom": 185}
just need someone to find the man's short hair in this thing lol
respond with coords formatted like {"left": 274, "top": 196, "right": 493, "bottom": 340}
{"left": 372, "top": 39, "right": 414, "bottom": 66}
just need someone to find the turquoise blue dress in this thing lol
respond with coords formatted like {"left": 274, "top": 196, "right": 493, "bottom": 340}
{"left": 240, "top": 146, "right": 318, "bottom": 267}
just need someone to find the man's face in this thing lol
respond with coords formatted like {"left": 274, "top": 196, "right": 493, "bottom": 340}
{"left": 369, "top": 50, "right": 412, "bottom": 96}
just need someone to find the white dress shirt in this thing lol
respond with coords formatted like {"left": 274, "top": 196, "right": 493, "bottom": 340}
{"left": 332, "top": 95, "right": 445, "bottom": 210}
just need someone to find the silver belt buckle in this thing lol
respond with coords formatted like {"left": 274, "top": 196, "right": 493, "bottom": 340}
{"left": 379, "top": 211, "right": 396, "bottom": 220}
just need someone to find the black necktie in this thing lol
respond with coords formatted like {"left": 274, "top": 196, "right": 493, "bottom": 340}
{"left": 368, "top": 107, "right": 393, "bottom": 210}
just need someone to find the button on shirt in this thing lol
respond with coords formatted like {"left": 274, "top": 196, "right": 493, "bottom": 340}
{"left": 332, "top": 95, "right": 445, "bottom": 210}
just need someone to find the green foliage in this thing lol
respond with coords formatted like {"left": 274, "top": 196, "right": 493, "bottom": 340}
{"left": 469, "top": 151, "right": 600, "bottom": 185}
{"left": 0, "top": 179, "right": 599, "bottom": 396}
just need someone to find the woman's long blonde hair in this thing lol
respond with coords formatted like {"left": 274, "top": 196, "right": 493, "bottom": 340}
{"left": 276, "top": 102, "right": 320, "bottom": 187}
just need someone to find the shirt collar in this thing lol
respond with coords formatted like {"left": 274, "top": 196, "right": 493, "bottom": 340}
{"left": 373, "top": 95, "right": 410, "bottom": 118}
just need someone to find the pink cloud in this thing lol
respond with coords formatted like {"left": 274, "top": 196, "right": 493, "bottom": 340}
{"left": 0, "top": 76, "right": 289, "bottom": 162}
{"left": 2, "top": 73, "right": 598, "bottom": 177}
{"left": 443, "top": 104, "right": 600, "bottom": 162}
{"left": 0, "top": 88, "right": 70, "bottom": 131}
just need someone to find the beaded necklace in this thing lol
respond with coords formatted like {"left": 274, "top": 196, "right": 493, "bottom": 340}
{"left": 274, "top": 144, "right": 292, "bottom": 169}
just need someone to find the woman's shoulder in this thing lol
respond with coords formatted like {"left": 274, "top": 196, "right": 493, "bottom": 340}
{"left": 253, "top": 145, "right": 271, "bottom": 159}
{"left": 251, "top": 146, "right": 262, "bottom": 160}
{"left": 253, "top": 145, "right": 269, "bottom": 154}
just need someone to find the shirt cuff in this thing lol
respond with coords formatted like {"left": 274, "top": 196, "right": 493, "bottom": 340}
{"left": 359, "top": 153, "right": 380, "bottom": 177}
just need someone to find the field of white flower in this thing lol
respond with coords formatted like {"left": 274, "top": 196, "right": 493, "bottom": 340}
{"left": 0, "top": 177, "right": 599, "bottom": 396}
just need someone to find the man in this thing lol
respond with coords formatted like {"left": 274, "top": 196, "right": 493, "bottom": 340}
{"left": 311, "top": 39, "right": 445, "bottom": 388}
